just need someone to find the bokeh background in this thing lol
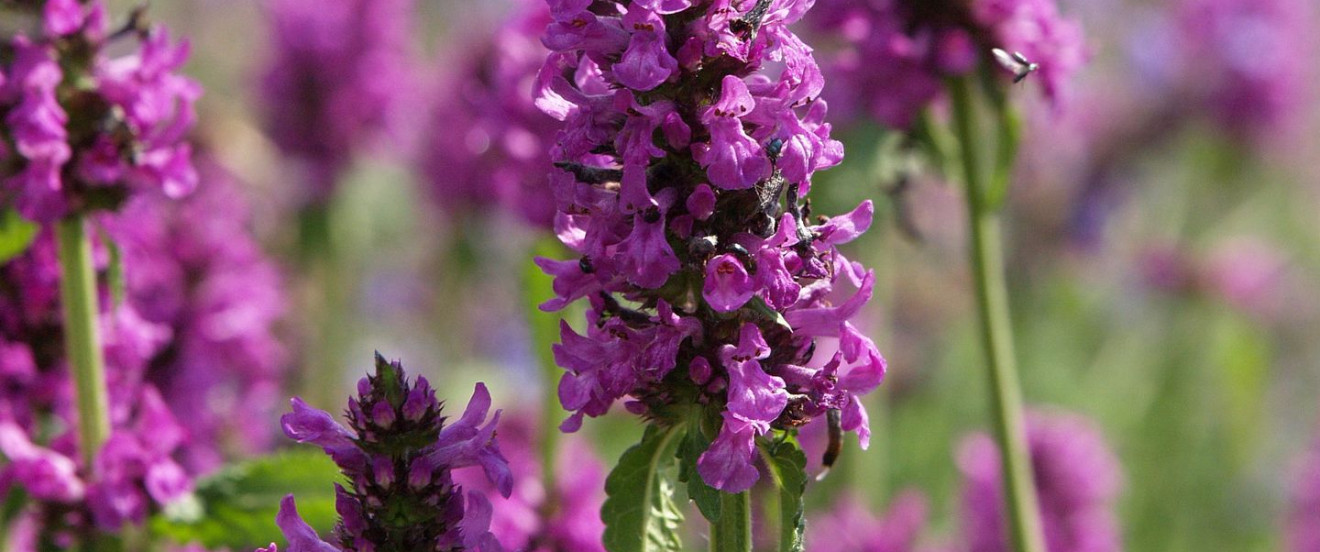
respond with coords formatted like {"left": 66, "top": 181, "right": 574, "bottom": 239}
{"left": 94, "top": 0, "right": 1320, "bottom": 549}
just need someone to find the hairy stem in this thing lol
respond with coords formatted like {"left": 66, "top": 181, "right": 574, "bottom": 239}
{"left": 949, "top": 76, "right": 1046, "bottom": 552}
{"left": 710, "top": 491, "right": 752, "bottom": 552}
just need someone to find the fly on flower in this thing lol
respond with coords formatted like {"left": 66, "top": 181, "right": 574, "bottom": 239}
{"left": 992, "top": 48, "right": 1039, "bottom": 84}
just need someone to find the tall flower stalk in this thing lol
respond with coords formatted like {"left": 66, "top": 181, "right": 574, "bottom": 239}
{"left": 949, "top": 76, "right": 1045, "bottom": 552}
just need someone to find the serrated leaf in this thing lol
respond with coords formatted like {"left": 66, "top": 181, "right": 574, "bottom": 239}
{"left": 149, "top": 450, "right": 341, "bottom": 549}
{"left": 677, "top": 420, "right": 721, "bottom": 522}
{"left": 0, "top": 209, "right": 38, "bottom": 264}
{"left": 761, "top": 437, "right": 808, "bottom": 552}
{"left": 602, "top": 424, "right": 687, "bottom": 552}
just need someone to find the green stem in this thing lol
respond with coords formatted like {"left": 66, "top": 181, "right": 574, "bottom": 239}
{"left": 55, "top": 215, "right": 111, "bottom": 468}
{"left": 526, "top": 240, "right": 564, "bottom": 499}
{"left": 710, "top": 491, "right": 752, "bottom": 552}
{"left": 949, "top": 77, "right": 1046, "bottom": 552}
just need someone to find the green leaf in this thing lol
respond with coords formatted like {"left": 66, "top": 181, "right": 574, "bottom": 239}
{"left": 761, "top": 437, "right": 808, "bottom": 552}
{"left": 149, "top": 450, "right": 341, "bottom": 549}
{"left": 677, "top": 419, "right": 721, "bottom": 522}
{"left": 747, "top": 297, "right": 792, "bottom": 332}
{"left": 0, "top": 209, "right": 38, "bottom": 265}
{"left": 602, "top": 424, "right": 687, "bottom": 552}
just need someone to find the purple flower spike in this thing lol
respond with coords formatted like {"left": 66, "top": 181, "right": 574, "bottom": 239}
{"left": 536, "top": 0, "right": 885, "bottom": 491}
{"left": 269, "top": 354, "right": 508, "bottom": 550}
{"left": 2, "top": 3, "right": 199, "bottom": 223}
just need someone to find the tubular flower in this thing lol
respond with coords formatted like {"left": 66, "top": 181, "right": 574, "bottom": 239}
{"left": 0, "top": 0, "right": 199, "bottom": 223}
{"left": 536, "top": 0, "right": 885, "bottom": 492}
{"left": 803, "top": 0, "right": 1086, "bottom": 128}
{"left": 422, "top": 0, "right": 560, "bottom": 227}
{"left": 957, "top": 410, "right": 1122, "bottom": 552}
{"left": 260, "top": 0, "right": 418, "bottom": 207}
{"left": 270, "top": 354, "right": 510, "bottom": 551}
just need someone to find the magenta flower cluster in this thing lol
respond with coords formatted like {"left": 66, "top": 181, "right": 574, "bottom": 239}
{"left": 0, "top": 0, "right": 199, "bottom": 223}
{"left": 803, "top": 0, "right": 1085, "bottom": 128}
{"left": 422, "top": 0, "right": 560, "bottom": 228}
{"left": 260, "top": 0, "right": 417, "bottom": 207}
{"left": 535, "top": 0, "right": 885, "bottom": 493}
{"left": 958, "top": 411, "right": 1122, "bottom": 552}
{"left": 266, "top": 354, "right": 510, "bottom": 551}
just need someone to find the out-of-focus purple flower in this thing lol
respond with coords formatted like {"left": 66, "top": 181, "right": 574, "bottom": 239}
{"left": 957, "top": 410, "right": 1122, "bottom": 552}
{"left": 807, "top": 491, "right": 929, "bottom": 552}
{"left": 0, "top": 1, "right": 199, "bottom": 223}
{"left": 1168, "top": 0, "right": 1312, "bottom": 143}
{"left": 421, "top": 0, "right": 559, "bottom": 227}
{"left": 537, "top": 0, "right": 885, "bottom": 492}
{"left": 1290, "top": 439, "right": 1320, "bottom": 552}
{"left": 106, "top": 156, "right": 290, "bottom": 472}
{"left": 270, "top": 354, "right": 509, "bottom": 551}
{"left": 453, "top": 414, "right": 607, "bottom": 552}
{"left": 1138, "top": 237, "right": 1291, "bottom": 322}
{"left": 804, "top": 0, "right": 1086, "bottom": 128}
{"left": 0, "top": 161, "right": 282, "bottom": 544}
{"left": 260, "top": 0, "right": 419, "bottom": 208}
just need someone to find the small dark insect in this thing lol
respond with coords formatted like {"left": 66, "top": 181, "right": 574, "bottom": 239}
{"left": 578, "top": 256, "right": 595, "bottom": 274}
{"left": 992, "top": 48, "right": 1040, "bottom": 84}
{"left": 765, "top": 137, "right": 785, "bottom": 162}
{"left": 817, "top": 408, "right": 843, "bottom": 481}
{"left": 729, "top": 0, "right": 773, "bottom": 40}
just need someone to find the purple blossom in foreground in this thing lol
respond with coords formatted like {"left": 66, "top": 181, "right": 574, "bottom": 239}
{"left": 803, "top": 0, "right": 1085, "bottom": 128}
{"left": 807, "top": 491, "right": 930, "bottom": 552}
{"left": 266, "top": 354, "right": 509, "bottom": 551}
{"left": 422, "top": 0, "right": 559, "bottom": 227}
{"left": 260, "top": 0, "right": 418, "bottom": 207}
{"left": 958, "top": 410, "right": 1122, "bottom": 552}
{"left": 1290, "top": 438, "right": 1320, "bottom": 552}
{"left": 536, "top": 0, "right": 885, "bottom": 492}
{"left": 108, "top": 156, "right": 290, "bottom": 472}
{"left": 0, "top": 0, "right": 199, "bottom": 223}
{"left": 453, "top": 414, "right": 607, "bottom": 551}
